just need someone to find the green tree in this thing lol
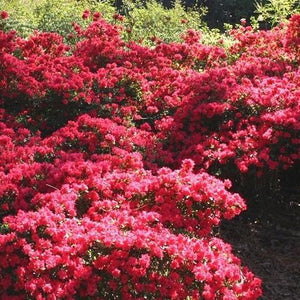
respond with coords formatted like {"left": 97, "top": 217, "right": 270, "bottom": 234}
{"left": 0, "top": 0, "right": 115, "bottom": 37}
{"left": 120, "top": 0, "right": 207, "bottom": 45}
{"left": 255, "top": 0, "right": 300, "bottom": 27}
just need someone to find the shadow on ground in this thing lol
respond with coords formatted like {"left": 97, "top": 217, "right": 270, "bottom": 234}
{"left": 219, "top": 189, "right": 300, "bottom": 299}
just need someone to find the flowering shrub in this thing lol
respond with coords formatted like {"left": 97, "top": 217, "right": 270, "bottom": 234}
{"left": 1, "top": 12, "right": 299, "bottom": 299}
{"left": 0, "top": 209, "right": 261, "bottom": 299}
{"left": 0, "top": 110, "right": 259, "bottom": 298}
{"left": 158, "top": 19, "right": 299, "bottom": 176}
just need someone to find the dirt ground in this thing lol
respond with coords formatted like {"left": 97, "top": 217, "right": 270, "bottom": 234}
{"left": 219, "top": 189, "right": 300, "bottom": 300}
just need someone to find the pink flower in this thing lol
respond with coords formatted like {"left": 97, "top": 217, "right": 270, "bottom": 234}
{"left": 240, "top": 18, "right": 247, "bottom": 26}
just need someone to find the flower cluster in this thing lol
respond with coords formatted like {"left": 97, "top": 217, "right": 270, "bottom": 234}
{"left": 1, "top": 12, "right": 299, "bottom": 299}
{"left": 1, "top": 208, "right": 261, "bottom": 299}
{"left": 158, "top": 19, "right": 299, "bottom": 174}
{"left": 0, "top": 11, "right": 8, "bottom": 20}
{"left": 0, "top": 110, "right": 259, "bottom": 298}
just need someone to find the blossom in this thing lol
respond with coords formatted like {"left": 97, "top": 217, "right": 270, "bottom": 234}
{"left": 0, "top": 11, "right": 8, "bottom": 19}
{"left": 82, "top": 10, "right": 90, "bottom": 20}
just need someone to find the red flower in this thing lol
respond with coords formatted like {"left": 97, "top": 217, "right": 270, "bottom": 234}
{"left": 0, "top": 11, "right": 8, "bottom": 19}
{"left": 93, "top": 12, "right": 101, "bottom": 21}
{"left": 113, "top": 13, "right": 124, "bottom": 22}
{"left": 82, "top": 9, "right": 90, "bottom": 20}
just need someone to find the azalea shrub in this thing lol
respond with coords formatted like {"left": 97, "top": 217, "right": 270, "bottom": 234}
{"left": 0, "top": 110, "right": 260, "bottom": 299}
{"left": 0, "top": 10, "right": 299, "bottom": 299}
{"left": 156, "top": 16, "right": 300, "bottom": 178}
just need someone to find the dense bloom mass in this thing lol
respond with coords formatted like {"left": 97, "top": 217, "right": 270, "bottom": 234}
{"left": 0, "top": 12, "right": 299, "bottom": 299}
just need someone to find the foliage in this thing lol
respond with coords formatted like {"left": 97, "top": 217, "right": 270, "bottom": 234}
{"left": 118, "top": 0, "right": 206, "bottom": 46}
{"left": 0, "top": 0, "right": 116, "bottom": 37}
{"left": 0, "top": 0, "right": 224, "bottom": 46}
{"left": 255, "top": 0, "right": 300, "bottom": 26}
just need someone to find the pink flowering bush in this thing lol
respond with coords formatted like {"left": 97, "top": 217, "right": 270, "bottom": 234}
{"left": 1, "top": 12, "right": 299, "bottom": 299}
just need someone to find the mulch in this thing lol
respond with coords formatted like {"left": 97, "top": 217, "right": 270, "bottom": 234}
{"left": 219, "top": 189, "right": 300, "bottom": 300}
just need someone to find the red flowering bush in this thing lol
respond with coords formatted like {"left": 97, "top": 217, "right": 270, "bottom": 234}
{"left": 0, "top": 110, "right": 259, "bottom": 298}
{"left": 0, "top": 209, "right": 261, "bottom": 299}
{"left": 1, "top": 13, "right": 299, "bottom": 299}
{"left": 157, "top": 19, "right": 299, "bottom": 176}
{"left": 285, "top": 14, "right": 300, "bottom": 58}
